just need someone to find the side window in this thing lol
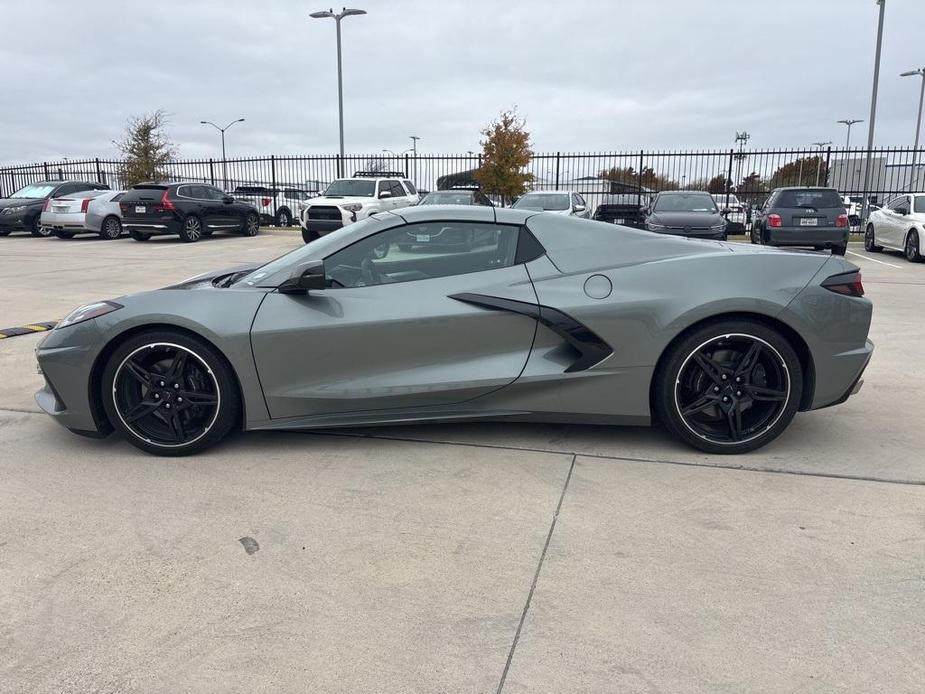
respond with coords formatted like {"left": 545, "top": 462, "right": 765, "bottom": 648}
{"left": 389, "top": 180, "right": 406, "bottom": 198}
{"left": 888, "top": 197, "right": 908, "bottom": 213}
{"left": 177, "top": 185, "right": 195, "bottom": 199}
{"left": 377, "top": 180, "right": 390, "bottom": 197}
{"left": 576, "top": 193, "right": 587, "bottom": 208}
{"left": 402, "top": 180, "right": 417, "bottom": 195}
{"left": 205, "top": 186, "right": 225, "bottom": 200}
{"left": 56, "top": 183, "right": 79, "bottom": 196}
{"left": 324, "top": 222, "right": 521, "bottom": 289}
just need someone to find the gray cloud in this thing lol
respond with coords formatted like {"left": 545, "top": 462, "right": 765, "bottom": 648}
{"left": 1, "top": 0, "right": 924, "bottom": 164}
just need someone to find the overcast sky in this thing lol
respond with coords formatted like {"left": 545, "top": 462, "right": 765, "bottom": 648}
{"left": 2, "top": 0, "right": 924, "bottom": 164}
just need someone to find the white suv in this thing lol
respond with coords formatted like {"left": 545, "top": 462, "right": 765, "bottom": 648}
{"left": 300, "top": 172, "right": 419, "bottom": 243}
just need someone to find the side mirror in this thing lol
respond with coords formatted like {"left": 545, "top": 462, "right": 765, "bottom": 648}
{"left": 222, "top": 195, "right": 234, "bottom": 204}
{"left": 279, "top": 260, "right": 326, "bottom": 294}
{"left": 378, "top": 191, "right": 392, "bottom": 199}
{"left": 574, "top": 204, "right": 586, "bottom": 213}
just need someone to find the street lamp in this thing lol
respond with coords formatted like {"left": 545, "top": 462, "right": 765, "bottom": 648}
{"left": 200, "top": 118, "right": 245, "bottom": 189}
{"left": 900, "top": 67, "right": 925, "bottom": 188}
{"left": 861, "top": 0, "right": 886, "bottom": 223}
{"left": 812, "top": 141, "right": 831, "bottom": 186}
{"left": 382, "top": 148, "right": 411, "bottom": 158}
{"left": 310, "top": 7, "right": 367, "bottom": 174}
{"left": 837, "top": 119, "right": 863, "bottom": 151}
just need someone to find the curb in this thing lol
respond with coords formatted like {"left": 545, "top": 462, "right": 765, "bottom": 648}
{"left": 0, "top": 322, "right": 57, "bottom": 340}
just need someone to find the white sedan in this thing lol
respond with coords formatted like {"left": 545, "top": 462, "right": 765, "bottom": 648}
{"left": 865, "top": 193, "right": 925, "bottom": 262}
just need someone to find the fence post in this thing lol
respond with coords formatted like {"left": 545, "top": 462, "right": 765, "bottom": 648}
{"left": 43, "top": 162, "right": 49, "bottom": 179}
{"left": 95, "top": 157, "right": 102, "bottom": 183}
{"left": 9, "top": 170, "right": 15, "bottom": 193}
{"left": 271, "top": 155, "right": 277, "bottom": 192}
{"left": 824, "top": 146, "right": 832, "bottom": 186}
{"left": 638, "top": 150, "right": 644, "bottom": 199}
{"left": 208, "top": 158, "right": 215, "bottom": 186}
{"left": 726, "top": 149, "right": 734, "bottom": 190}
{"left": 555, "top": 152, "right": 561, "bottom": 189}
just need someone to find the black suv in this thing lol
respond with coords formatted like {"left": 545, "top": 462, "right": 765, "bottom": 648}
{"left": 120, "top": 183, "right": 260, "bottom": 242}
{"left": 751, "top": 187, "right": 848, "bottom": 255}
{"left": 0, "top": 180, "right": 109, "bottom": 237}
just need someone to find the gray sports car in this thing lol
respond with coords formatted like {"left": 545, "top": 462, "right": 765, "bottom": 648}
{"left": 35, "top": 206, "right": 873, "bottom": 457}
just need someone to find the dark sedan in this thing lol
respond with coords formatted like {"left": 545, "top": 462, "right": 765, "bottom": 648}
{"left": 0, "top": 180, "right": 109, "bottom": 237}
{"left": 120, "top": 183, "right": 260, "bottom": 242}
{"left": 751, "top": 187, "right": 849, "bottom": 255}
{"left": 644, "top": 191, "right": 727, "bottom": 240}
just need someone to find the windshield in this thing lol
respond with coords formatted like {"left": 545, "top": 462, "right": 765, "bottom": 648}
{"left": 512, "top": 193, "right": 570, "bottom": 211}
{"left": 420, "top": 192, "right": 473, "bottom": 205}
{"left": 323, "top": 179, "right": 375, "bottom": 197}
{"left": 654, "top": 193, "right": 717, "bottom": 213}
{"left": 712, "top": 195, "right": 740, "bottom": 206}
{"left": 235, "top": 216, "right": 382, "bottom": 287}
{"left": 775, "top": 190, "right": 843, "bottom": 208}
{"left": 10, "top": 184, "right": 57, "bottom": 199}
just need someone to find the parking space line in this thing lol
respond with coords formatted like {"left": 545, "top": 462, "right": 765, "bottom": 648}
{"left": 846, "top": 250, "right": 904, "bottom": 269}
{"left": 0, "top": 321, "right": 57, "bottom": 340}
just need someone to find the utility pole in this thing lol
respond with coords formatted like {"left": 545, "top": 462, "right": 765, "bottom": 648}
{"left": 861, "top": 0, "right": 886, "bottom": 223}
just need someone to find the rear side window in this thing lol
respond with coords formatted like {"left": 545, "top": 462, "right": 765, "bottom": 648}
{"left": 389, "top": 180, "right": 406, "bottom": 197}
{"left": 775, "top": 190, "right": 843, "bottom": 208}
{"left": 403, "top": 180, "right": 417, "bottom": 195}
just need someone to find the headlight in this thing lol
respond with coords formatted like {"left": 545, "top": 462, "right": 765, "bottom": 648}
{"left": 1, "top": 205, "right": 27, "bottom": 214}
{"left": 342, "top": 203, "right": 363, "bottom": 213}
{"left": 710, "top": 223, "right": 727, "bottom": 231}
{"left": 56, "top": 301, "right": 122, "bottom": 329}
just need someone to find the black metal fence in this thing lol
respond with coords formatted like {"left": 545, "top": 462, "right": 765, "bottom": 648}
{"left": 2, "top": 148, "right": 923, "bottom": 214}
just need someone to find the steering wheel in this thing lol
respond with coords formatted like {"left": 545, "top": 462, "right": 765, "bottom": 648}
{"left": 360, "top": 257, "right": 380, "bottom": 285}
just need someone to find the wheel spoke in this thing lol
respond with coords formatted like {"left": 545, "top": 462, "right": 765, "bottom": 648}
{"left": 734, "top": 341, "right": 763, "bottom": 378}
{"left": 178, "top": 390, "right": 217, "bottom": 405}
{"left": 169, "top": 412, "right": 187, "bottom": 443}
{"left": 166, "top": 350, "right": 187, "bottom": 380}
{"left": 123, "top": 398, "right": 160, "bottom": 423}
{"left": 725, "top": 404, "right": 743, "bottom": 441}
{"left": 124, "top": 359, "right": 152, "bottom": 386}
{"left": 745, "top": 384, "right": 787, "bottom": 402}
{"left": 682, "top": 393, "right": 719, "bottom": 417}
{"left": 693, "top": 352, "right": 726, "bottom": 386}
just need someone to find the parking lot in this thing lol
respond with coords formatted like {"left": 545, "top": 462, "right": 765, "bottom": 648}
{"left": 1, "top": 231, "right": 924, "bottom": 692}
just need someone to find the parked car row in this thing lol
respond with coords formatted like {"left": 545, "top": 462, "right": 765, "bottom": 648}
{"left": 0, "top": 179, "right": 262, "bottom": 243}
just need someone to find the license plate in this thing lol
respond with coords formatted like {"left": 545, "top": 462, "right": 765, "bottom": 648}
{"left": 53, "top": 206, "right": 67, "bottom": 213}
{"left": 135, "top": 206, "right": 146, "bottom": 213}
{"left": 415, "top": 234, "right": 430, "bottom": 242}
{"left": 799, "top": 217, "right": 818, "bottom": 226}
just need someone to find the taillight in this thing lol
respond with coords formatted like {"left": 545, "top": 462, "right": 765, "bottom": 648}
{"left": 80, "top": 198, "right": 91, "bottom": 213}
{"left": 261, "top": 197, "right": 272, "bottom": 207}
{"left": 835, "top": 214, "right": 848, "bottom": 228}
{"left": 160, "top": 189, "right": 175, "bottom": 211}
{"left": 768, "top": 213, "right": 782, "bottom": 228}
{"left": 43, "top": 198, "right": 51, "bottom": 211}
{"left": 822, "top": 270, "right": 864, "bottom": 297}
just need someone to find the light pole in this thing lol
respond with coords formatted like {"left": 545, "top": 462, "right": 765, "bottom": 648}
{"left": 310, "top": 7, "right": 366, "bottom": 175}
{"left": 900, "top": 67, "right": 925, "bottom": 189}
{"left": 837, "top": 119, "right": 863, "bottom": 192}
{"left": 861, "top": 0, "right": 886, "bottom": 223}
{"left": 200, "top": 118, "right": 245, "bottom": 190}
{"left": 812, "top": 141, "right": 832, "bottom": 186}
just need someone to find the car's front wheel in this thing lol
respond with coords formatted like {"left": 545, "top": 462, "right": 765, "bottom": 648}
{"left": 276, "top": 209, "right": 291, "bottom": 227}
{"left": 905, "top": 230, "right": 922, "bottom": 262}
{"left": 653, "top": 319, "right": 803, "bottom": 454}
{"left": 101, "top": 330, "right": 240, "bottom": 456}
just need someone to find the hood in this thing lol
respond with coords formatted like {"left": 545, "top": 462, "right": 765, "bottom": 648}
{"left": 165, "top": 263, "right": 262, "bottom": 290}
{"left": 649, "top": 210, "right": 724, "bottom": 227}
{"left": 0, "top": 197, "right": 43, "bottom": 210}
{"left": 306, "top": 195, "right": 373, "bottom": 206}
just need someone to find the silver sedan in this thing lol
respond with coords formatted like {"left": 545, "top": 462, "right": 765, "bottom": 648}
{"left": 40, "top": 190, "right": 124, "bottom": 240}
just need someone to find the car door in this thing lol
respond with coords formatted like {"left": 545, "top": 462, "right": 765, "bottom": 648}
{"left": 250, "top": 218, "right": 540, "bottom": 420}
{"left": 882, "top": 196, "right": 908, "bottom": 249}
{"left": 203, "top": 185, "right": 240, "bottom": 229}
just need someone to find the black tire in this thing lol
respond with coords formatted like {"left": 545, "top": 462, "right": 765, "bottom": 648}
{"left": 30, "top": 215, "right": 52, "bottom": 238}
{"left": 178, "top": 215, "right": 203, "bottom": 243}
{"left": 241, "top": 212, "right": 259, "bottom": 236}
{"left": 653, "top": 319, "right": 803, "bottom": 455}
{"left": 101, "top": 330, "right": 240, "bottom": 456}
{"left": 864, "top": 224, "right": 882, "bottom": 252}
{"left": 832, "top": 243, "right": 847, "bottom": 256}
{"left": 275, "top": 209, "right": 291, "bottom": 227}
{"left": 750, "top": 226, "right": 760, "bottom": 244}
{"left": 904, "top": 230, "right": 922, "bottom": 262}
{"left": 302, "top": 227, "right": 319, "bottom": 244}
{"left": 99, "top": 215, "right": 122, "bottom": 240}
{"left": 129, "top": 229, "right": 151, "bottom": 242}
{"left": 0, "top": 229, "right": 10, "bottom": 236}
{"left": 54, "top": 229, "right": 76, "bottom": 239}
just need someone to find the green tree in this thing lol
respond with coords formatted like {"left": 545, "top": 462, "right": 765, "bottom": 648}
{"left": 707, "top": 174, "right": 730, "bottom": 194}
{"left": 768, "top": 156, "right": 828, "bottom": 189}
{"left": 115, "top": 110, "right": 177, "bottom": 187}
{"left": 474, "top": 109, "right": 534, "bottom": 203}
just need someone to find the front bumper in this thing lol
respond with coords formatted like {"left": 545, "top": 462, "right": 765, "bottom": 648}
{"left": 650, "top": 228, "right": 727, "bottom": 241}
{"left": 0, "top": 209, "right": 33, "bottom": 230}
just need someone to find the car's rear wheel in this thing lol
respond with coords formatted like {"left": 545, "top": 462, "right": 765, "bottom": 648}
{"left": 750, "top": 226, "right": 760, "bottom": 244}
{"left": 99, "top": 215, "right": 122, "bottom": 240}
{"left": 129, "top": 229, "right": 151, "bottom": 242}
{"left": 101, "top": 331, "right": 240, "bottom": 456}
{"left": 276, "top": 209, "right": 291, "bottom": 227}
{"left": 904, "top": 230, "right": 922, "bottom": 262}
{"left": 653, "top": 320, "right": 803, "bottom": 454}
{"left": 31, "top": 216, "right": 52, "bottom": 237}
{"left": 54, "top": 229, "right": 76, "bottom": 239}
{"left": 179, "top": 215, "right": 203, "bottom": 242}
{"left": 0, "top": 230, "right": 10, "bottom": 236}
{"left": 241, "top": 212, "right": 259, "bottom": 236}
{"left": 832, "top": 243, "right": 847, "bottom": 256}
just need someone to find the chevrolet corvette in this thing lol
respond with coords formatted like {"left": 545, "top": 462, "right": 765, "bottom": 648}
{"left": 35, "top": 205, "right": 873, "bottom": 456}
